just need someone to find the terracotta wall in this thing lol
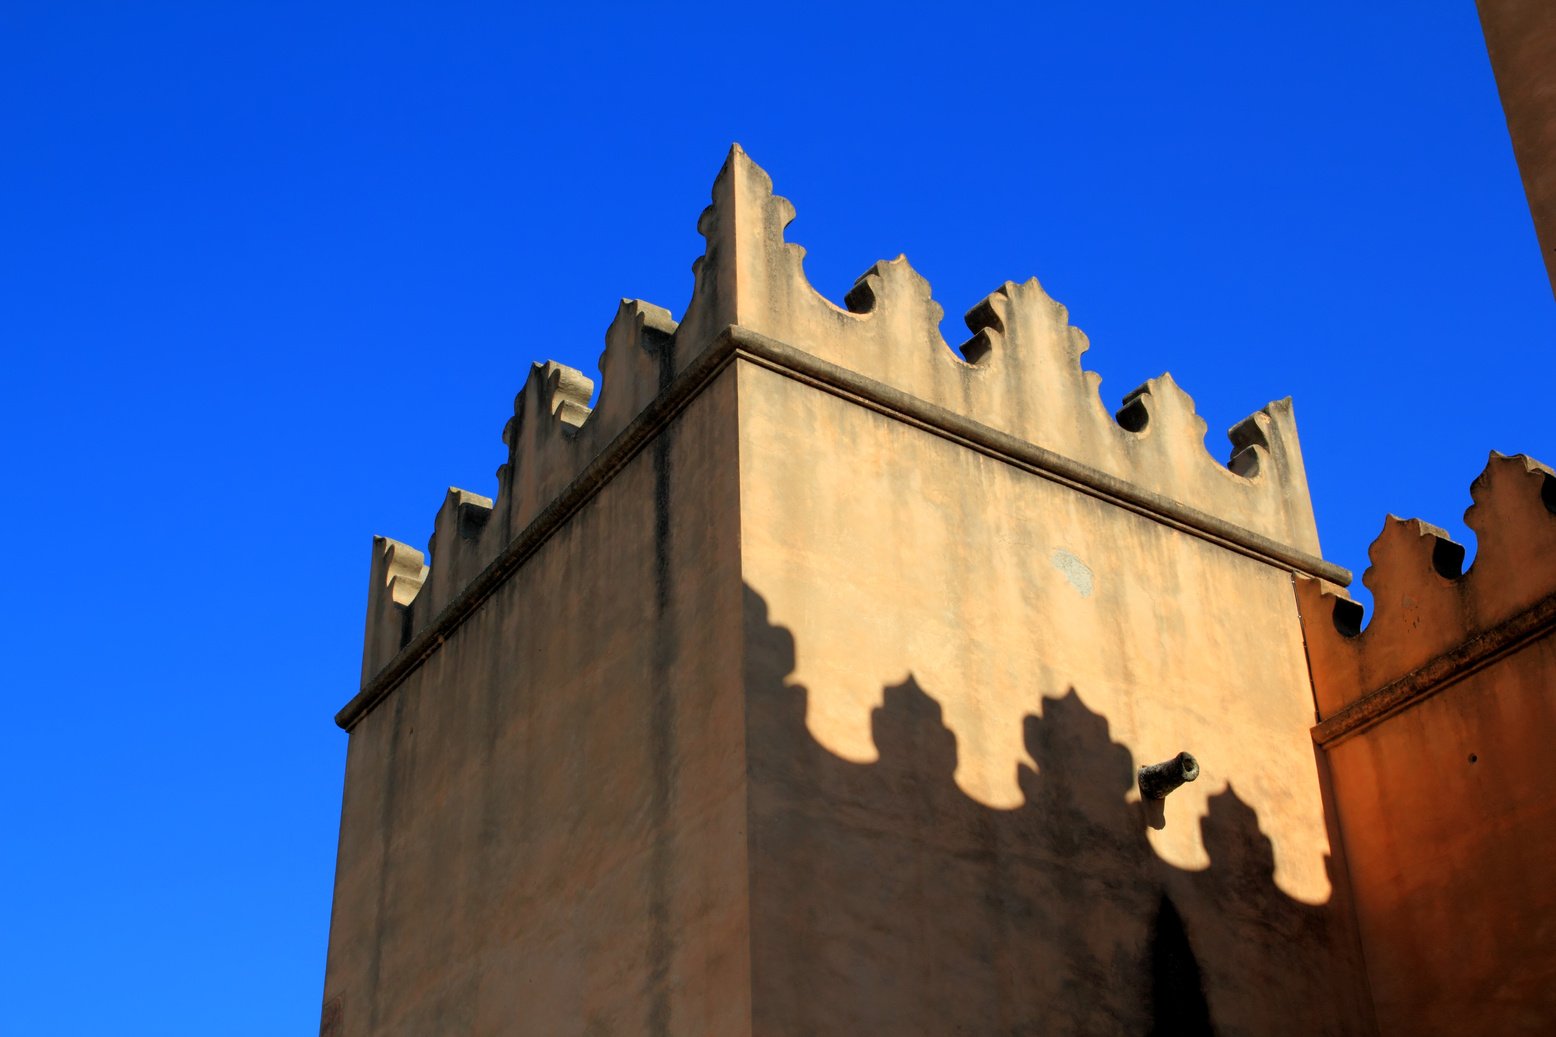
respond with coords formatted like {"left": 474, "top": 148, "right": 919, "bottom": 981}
{"left": 1298, "top": 453, "right": 1556, "bottom": 1034}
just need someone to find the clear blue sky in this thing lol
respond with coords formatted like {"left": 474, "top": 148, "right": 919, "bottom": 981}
{"left": 1, "top": 2, "right": 1550, "bottom": 1033}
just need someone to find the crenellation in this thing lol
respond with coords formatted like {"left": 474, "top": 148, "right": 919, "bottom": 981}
{"left": 491, "top": 359, "right": 595, "bottom": 548}
{"left": 1296, "top": 452, "right": 1556, "bottom": 719}
{"left": 360, "top": 535, "right": 427, "bottom": 687}
{"left": 415, "top": 487, "right": 494, "bottom": 634}
{"left": 479, "top": 304, "right": 679, "bottom": 556}
{"left": 1464, "top": 451, "right": 1556, "bottom": 618}
{"left": 664, "top": 146, "right": 1324, "bottom": 554}
{"left": 1227, "top": 401, "right": 1286, "bottom": 480}
{"left": 591, "top": 298, "right": 678, "bottom": 436}
{"left": 358, "top": 300, "right": 682, "bottom": 681}
{"left": 547, "top": 361, "right": 594, "bottom": 434}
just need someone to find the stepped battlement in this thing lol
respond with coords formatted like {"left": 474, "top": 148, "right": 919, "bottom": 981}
{"left": 1297, "top": 452, "right": 1556, "bottom": 722}
{"left": 674, "top": 146, "right": 1323, "bottom": 554}
{"left": 357, "top": 146, "right": 1337, "bottom": 690}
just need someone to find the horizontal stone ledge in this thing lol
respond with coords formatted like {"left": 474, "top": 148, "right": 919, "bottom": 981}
{"left": 731, "top": 325, "right": 1348, "bottom": 590}
{"left": 1312, "top": 589, "right": 1556, "bottom": 748}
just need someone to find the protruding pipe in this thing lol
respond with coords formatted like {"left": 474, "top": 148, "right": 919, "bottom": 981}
{"left": 1139, "top": 752, "right": 1200, "bottom": 800}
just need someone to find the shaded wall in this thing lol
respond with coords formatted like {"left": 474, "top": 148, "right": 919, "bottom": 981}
{"left": 323, "top": 372, "right": 749, "bottom": 1037}
{"left": 737, "top": 360, "right": 1373, "bottom": 1035}
{"left": 1479, "top": 0, "right": 1556, "bottom": 297}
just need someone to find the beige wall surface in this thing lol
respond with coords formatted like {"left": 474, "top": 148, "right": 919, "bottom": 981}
{"left": 323, "top": 371, "right": 750, "bottom": 1037}
{"left": 736, "top": 360, "right": 1372, "bottom": 1035}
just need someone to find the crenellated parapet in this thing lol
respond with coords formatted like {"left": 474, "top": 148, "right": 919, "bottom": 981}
{"left": 356, "top": 145, "right": 1336, "bottom": 693}
{"left": 355, "top": 299, "right": 677, "bottom": 687}
{"left": 414, "top": 487, "right": 494, "bottom": 634}
{"left": 489, "top": 300, "right": 678, "bottom": 552}
{"left": 670, "top": 146, "right": 1323, "bottom": 554}
{"left": 1297, "top": 452, "right": 1556, "bottom": 726}
{"left": 361, "top": 536, "right": 428, "bottom": 686}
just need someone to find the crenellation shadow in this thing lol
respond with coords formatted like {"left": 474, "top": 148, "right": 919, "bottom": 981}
{"left": 743, "top": 584, "right": 1369, "bottom": 1036}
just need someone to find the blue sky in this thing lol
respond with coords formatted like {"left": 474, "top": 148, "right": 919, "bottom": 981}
{"left": 1, "top": 2, "right": 1551, "bottom": 1033}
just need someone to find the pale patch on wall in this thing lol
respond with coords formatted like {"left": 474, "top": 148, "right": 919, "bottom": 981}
{"left": 1051, "top": 548, "right": 1095, "bottom": 597}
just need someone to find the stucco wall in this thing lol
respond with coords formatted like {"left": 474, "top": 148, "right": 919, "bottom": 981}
{"left": 323, "top": 371, "right": 749, "bottom": 1037}
{"left": 736, "top": 359, "right": 1373, "bottom": 1034}
{"left": 1298, "top": 452, "right": 1556, "bottom": 1035}
{"left": 1324, "top": 638, "right": 1556, "bottom": 1034}
{"left": 326, "top": 146, "right": 1446, "bottom": 1034}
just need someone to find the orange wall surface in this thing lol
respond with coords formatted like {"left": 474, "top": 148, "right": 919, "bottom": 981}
{"left": 1324, "top": 637, "right": 1556, "bottom": 1033}
{"left": 1299, "top": 453, "right": 1556, "bottom": 1034}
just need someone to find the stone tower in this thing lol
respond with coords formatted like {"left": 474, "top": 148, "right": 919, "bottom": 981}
{"left": 321, "top": 148, "right": 1556, "bottom": 1035}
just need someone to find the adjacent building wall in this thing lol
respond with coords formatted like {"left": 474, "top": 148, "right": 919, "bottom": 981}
{"left": 1298, "top": 453, "right": 1556, "bottom": 1034}
{"left": 1478, "top": 0, "right": 1556, "bottom": 298}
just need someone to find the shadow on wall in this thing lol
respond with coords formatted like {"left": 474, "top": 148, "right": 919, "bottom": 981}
{"left": 742, "top": 584, "right": 1368, "bottom": 1036}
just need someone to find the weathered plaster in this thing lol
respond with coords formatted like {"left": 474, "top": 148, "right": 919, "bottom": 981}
{"left": 327, "top": 146, "right": 1388, "bottom": 1035}
{"left": 1297, "top": 453, "right": 1556, "bottom": 1035}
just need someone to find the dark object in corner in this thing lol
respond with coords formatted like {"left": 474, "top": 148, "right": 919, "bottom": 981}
{"left": 1139, "top": 752, "right": 1200, "bottom": 800}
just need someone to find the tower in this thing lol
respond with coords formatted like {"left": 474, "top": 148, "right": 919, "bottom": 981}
{"left": 322, "top": 148, "right": 1555, "bottom": 1035}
